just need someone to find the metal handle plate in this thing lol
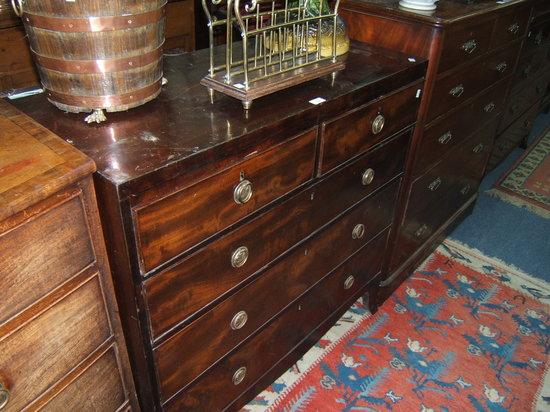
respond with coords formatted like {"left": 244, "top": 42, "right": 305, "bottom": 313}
{"left": 449, "top": 84, "right": 465, "bottom": 98}
{"left": 344, "top": 275, "right": 355, "bottom": 290}
{"left": 495, "top": 62, "right": 508, "bottom": 73}
{"left": 230, "top": 310, "right": 248, "bottom": 330}
{"left": 231, "top": 246, "right": 249, "bottom": 268}
{"left": 472, "top": 143, "right": 484, "bottom": 154}
{"left": 508, "top": 23, "right": 520, "bottom": 35}
{"left": 414, "top": 224, "right": 429, "bottom": 239}
{"left": 461, "top": 184, "right": 471, "bottom": 196}
{"left": 484, "top": 102, "right": 496, "bottom": 113}
{"left": 438, "top": 131, "right": 453, "bottom": 145}
{"left": 361, "top": 168, "right": 375, "bottom": 186}
{"left": 461, "top": 39, "right": 478, "bottom": 54}
{"left": 0, "top": 382, "right": 9, "bottom": 410}
{"left": 428, "top": 177, "right": 442, "bottom": 191}
{"left": 234, "top": 179, "right": 253, "bottom": 204}
{"left": 352, "top": 224, "right": 365, "bottom": 240}
{"left": 371, "top": 114, "right": 385, "bottom": 135}
{"left": 232, "top": 367, "right": 247, "bottom": 385}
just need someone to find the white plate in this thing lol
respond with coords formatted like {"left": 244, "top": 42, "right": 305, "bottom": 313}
{"left": 401, "top": 0, "right": 436, "bottom": 4}
{"left": 399, "top": 0, "right": 437, "bottom": 10}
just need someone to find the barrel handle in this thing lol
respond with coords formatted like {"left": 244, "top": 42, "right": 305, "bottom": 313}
{"left": 11, "top": 0, "right": 23, "bottom": 17}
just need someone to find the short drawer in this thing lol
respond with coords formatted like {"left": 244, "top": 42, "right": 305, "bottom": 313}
{"left": 133, "top": 128, "right": 317, "bottom": 274}
{"left": 428, "top": 41, "right": 521, "bottom": 122}
{"left": 510, "top": 49, "right": 549, "bottom": 97}
{"left": 490, "top": 6, "right": 530, "bottom": 49}
{"left": 0, "top": 190, "right": 95, "bottom": 326}
{"left": 0, "top": 275, "right": 113, "bottom": 411}
{"left": 438, "top": 20, "right": 494, "bottom": 74}
{"left": 143, "top": 132, "right": 409, "bottom": 340}
{"left": 162, "top": 231, "right": 387, "bottom": 411}
{"left": 319, "top": 82, "right": 420, "bottom": 173}
{"left": 153, "top": 184, "right": 397, "bottom": 400}
{"left": 416, "top": 81, "right": 507, "bottom": 176}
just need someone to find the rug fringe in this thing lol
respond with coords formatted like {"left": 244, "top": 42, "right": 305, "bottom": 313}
{"left": 485, "top": 188, "right": 550, "bottom": 219}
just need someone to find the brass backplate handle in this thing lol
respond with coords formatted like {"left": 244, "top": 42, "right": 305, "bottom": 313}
{"left": 371, "top": 113, "right": 385, "bottom": 135}
{"left": 461, "top": 39, "right": 477, "bottom": 54}
{"left": 361, "top": 168, "right": 375, "bottom": 186}
{"left": 495, "top": 61, "right": 508, "bottom": 73}
{"left": 230, "top": 310, "right": 248, "bottom": 330}
{"left": 438, "top": 131, "right": 453, "bottom": 145}
{"left": 472, "top": 143, "right": 484, "bottom": 154}
{"left": 0, "top": 382, "right": 9, "bottom": 410}
{"left": 508, "top": 22, "right": 520, "bottom": 35}
{"left": 232, "top": 367, "right": 247, "bottom": 385}
{"left": 231, "top": 246, "right": 249, "bottom": 268}
{"left": 428, "top": 177, "right": 442, "bottom": 191}
{"left": 484, "top": 102, "right": 496, "bottom": 113}
{"left": 449, "top": 84, "right": 465, "bottom": 98}
{"left": 234, "top": 179, "right": 253, "bottom": 204}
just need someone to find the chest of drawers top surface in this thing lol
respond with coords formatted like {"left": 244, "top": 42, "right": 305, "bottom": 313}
{"left": 11, "top": 42, "right": 426, "bottom": 197}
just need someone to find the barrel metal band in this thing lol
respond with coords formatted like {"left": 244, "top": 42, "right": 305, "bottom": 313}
{"left": 45, "top": 78, "right": 163, "bottom": 108}
{"left": 33, "top": 44, "right": 164, "bottom": 74}
{"left": 22, "top": 6, "right": 166, "bottom": 32}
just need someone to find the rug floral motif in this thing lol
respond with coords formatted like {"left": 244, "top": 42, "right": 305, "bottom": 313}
{"left": 490, "top": 127, "right": 550, "bottom": 219}
{"left": 244, "top": 240, "right": 550, "bottom": 411}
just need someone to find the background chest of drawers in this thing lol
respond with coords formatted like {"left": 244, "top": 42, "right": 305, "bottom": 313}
{"left": 11, "top": 43, "right": 426, "bottom": 410}
{"left": 0, "top": 101, "right": 137, "bottom": 410}
{"left": 341, "top": 0, "right": 546, "bottom": 302}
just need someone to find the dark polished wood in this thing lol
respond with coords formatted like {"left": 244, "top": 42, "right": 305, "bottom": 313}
{"left": 9, "top": 41, "right": 426, "bottom": 410}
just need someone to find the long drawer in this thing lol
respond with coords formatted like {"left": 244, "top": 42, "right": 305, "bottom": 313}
{"left": 162, "top": 230, "right": 388, "bottom": 411}
{"left": 153, "top": 182, "right": 398, "bottom": 401}
{"left": 415, "top": 80, "right": 507, "bottom": 177}
{"left": 133, "top": 128, "right": 317, "bottom": 274}
{"left": 143, "top": 131, "right": 409, "bottom": 340}
{"left": 428, "top": 40, "right": 521, "bottom": 122}
{"left": 510, "top": 47, "right": 550, "bottom": 98}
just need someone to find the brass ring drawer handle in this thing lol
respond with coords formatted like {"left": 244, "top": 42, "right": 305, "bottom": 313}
{"left": 449, "top": 84, "right": 465, "bottom": 98}
{"left": 508, "top": 23, "right": 520, "bottom": 35}
{"left": 495, "top": 62, "right": 508, "bottom": 73}
{"left": 414, "top": 224, "right": 429, "bottom": 239}
{"left": 231, "top": 246, "right": 249, "bottom": 268}
{"left": 0, "top": 382, "right": 9, "bottom": 410}
{"left": 484, "top": 102, "right": 496, "bottom": 113}
{"left": 438, "top": 131, "right": 453, "bottom": 145}
{"left": 344, "top": 275, "right": 355, "bottom": 290}
{"left": 461, "top": 39, "right": 478, "bottom": 54}
{"left": 361, "top": 168, "right": 375, "bottom": 186}
{"left": 230, "top": 310, "right": 248, "bottom": 330}
{"left": 232, "top": 367, "right": 247, "bottom": 385}
{"left": 352, "top": 224, "right": 365, "bottom": 240}
{"left": 472, "top": 143, "right": 484, "bottom": 154}
{"left": 461, "top": 184, "right": 472, "bottom": 196}
{"left": 234, "top": 179, "right": 253, "bottom": 204}
{"left": 371, "top": 114, "right": 385, "bottom": 135}
{"left": 428, "top": 177, "right": 442, "bottom": 191}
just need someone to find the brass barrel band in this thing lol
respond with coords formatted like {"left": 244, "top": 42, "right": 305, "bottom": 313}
{"left": 22, "top": 5, "right": 166, "bottom": 33}
{"left": 45, "top": 78, "right": 162, "bottom": 108}
{"left": 33, "top": 44, "right": 164, "bottom": 74}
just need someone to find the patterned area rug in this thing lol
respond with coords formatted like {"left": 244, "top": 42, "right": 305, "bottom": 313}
{"left": 244, "top": 240, "right": 550, "bottom": 411}
{"left": 489, "top": 127, "right": 550, "bottom": 218}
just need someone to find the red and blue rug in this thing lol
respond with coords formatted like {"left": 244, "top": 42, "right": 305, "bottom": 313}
{"left": 244, "top": 240, "right": 550, "bottom": 411}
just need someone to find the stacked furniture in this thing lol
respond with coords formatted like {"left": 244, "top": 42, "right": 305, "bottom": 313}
{"left": 11, "top": 43, "right": 427, "bottom": 410}
{"left": 340, "top": 0, "right": 549, "bottom": 302}
{"left": 0, "top": 101, "right": 137, "bottom": 411}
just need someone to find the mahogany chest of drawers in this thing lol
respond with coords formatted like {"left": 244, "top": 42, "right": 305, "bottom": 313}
{"left": 10, "top": 43, "right": 426, "bottom": 410}
{"left": 0, "top": 101, "right": 137, "bottom": 410}
{"left": 341, "top": 0, "right": 546, "bottom": 302}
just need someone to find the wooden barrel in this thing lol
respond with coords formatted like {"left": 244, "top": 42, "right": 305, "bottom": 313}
{"left": 17, "top": 0, "right": 166, "bottom": 113}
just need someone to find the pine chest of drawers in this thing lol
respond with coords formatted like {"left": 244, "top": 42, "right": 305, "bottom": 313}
{"left": 0, "top": 101, "right": 137, "bottom": 411}
{"left": 11, "top": 43, "right": 426, "bottom": 410}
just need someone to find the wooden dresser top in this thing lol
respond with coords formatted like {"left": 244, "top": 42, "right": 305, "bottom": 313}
{"left": 0, "top": 101, "right": 94, "bottom": 221}
{"left": 342, "top": 0, "right": 528, "bottom": 26}
{"left": 10, "top": 42, "right": 427, "bottom": 197}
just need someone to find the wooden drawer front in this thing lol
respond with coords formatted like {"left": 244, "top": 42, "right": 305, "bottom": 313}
{"left": 153, "top": 183, "right": 397, "bottom": 400}
{"left": 144, "top": 133, "right": 408, "bottom": 340}
{"left": 0, "top": 276, "right": 112, "bottom": 411}
{"left": 133, "top": 128, "right": 317, "bottom": 274}
{"left": 319, "top": 83, "right": 420, "bottom": 173}
{"left": 163, "top": 231, "right": 387, "bottom": 411}
{"left": 510, "top": 49, "right": 549, "bottom": 97}
{"left": 429, "top": 41, "right": 521, "bottom": 122}
{"left": 490, "top": 6, "right": 530, "bottom": 49}
{"left": 416, "top": 82, "right": 506, "bottom": 176}
{"left": 0, "top": 191, "right": 95, "bottom": 326}
{"left": 42, "top": 347, "right": 127, "bottom": 412}
{"left": 523, "top": 19, "right": 550, "bottom": 57}
{"left": 438, "top": 20, "right": 494, "bottom": 74}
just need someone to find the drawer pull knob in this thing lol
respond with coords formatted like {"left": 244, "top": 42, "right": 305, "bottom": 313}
{"left": 461, "top": 39, "right": 478, "bottom": 54}
{"left": 428, "top": 177, "right": 442, "bottom": 191}
{"left": 352, "top": 223, "right": 366, "bottom": 240}
{"left": 484, "top": 102, "right": 496, "bottom": 113}
{"left": 414, "top": 224, "right": 429, "bottom": 239}
{"left": 472, "top": 143, "right": 484, "bottom": 154}
{"left": 461, "top": 184, "right": 472, "bottom": 196}
{"left": 449, "top": 84, "right": 465, "bottom": 98}
{"left": 230, "top": 310, "right": 248, "bottom": 330}
{"left": 495, "top": 62, "right": 508, "bottom": 73}
{"left": 508, "top": 23, "right": 520, "bottom": 35}
{"left": 344, "top": 275, "right": 355, "bottom": 290}
{"left": 232, "top": 367, "right": 247, "bottom": 385}
{"left": 438, "top": 131, "right": 453, "bottom": 145}
{"left": 234, "top": 179, "right": 253, "bottom": 204}
{"left": 371, "top": 114, "right": 385, "bottom": 135}
{"left": 0, "top": 382, "right": 9, "bottom": 410}
{"left": 231, "top": 246, "right": 249, "bottom": 268}
{"left": 361, "top": 168, "right": 375, "bottom": 185}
